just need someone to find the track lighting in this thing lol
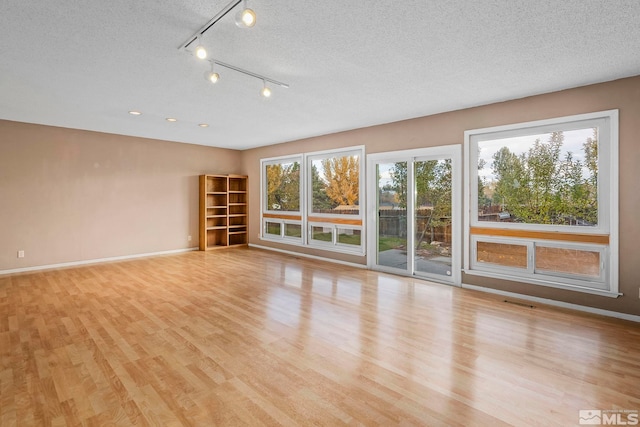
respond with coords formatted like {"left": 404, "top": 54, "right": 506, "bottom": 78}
{"left": 199, "top": 59, "right": 288, "bottom": 96}
{"left": 194, "top": 35, "right": 207, "bottom": 59}
{"left": 179, "top": 0, "right": 289, "bottom": 97}
{"left": 205, "top": 62, "right": 220, "bottom": 83}
{"left": 260, "top": 81, "right": 271, "bottom": 98}
{"left": 235, "top": 1, "right": 256, "bottom": 28}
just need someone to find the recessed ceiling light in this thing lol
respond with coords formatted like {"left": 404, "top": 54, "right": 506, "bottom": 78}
{"left": 128, "top": 111, "right": 142, "bottom": 115}
{"left": 166, "top": 118, "right": 177, "bottom": 122}
{"left": 198, "top": 123, "right": 209, "bottom": 128}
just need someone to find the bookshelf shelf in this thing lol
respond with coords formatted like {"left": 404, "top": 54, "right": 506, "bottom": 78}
{"left": 199, "top": 174, "right": 248, "bottom": 250}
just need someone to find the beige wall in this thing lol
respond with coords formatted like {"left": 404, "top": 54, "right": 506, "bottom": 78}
{"left": 2, "top": 76, "right": 638, "bottom": 315}
{"left": 0, "top": 121, "right": 241, "bottom": 271}
{"left": 243, "top": 75, "right": 640, "bottom": 316}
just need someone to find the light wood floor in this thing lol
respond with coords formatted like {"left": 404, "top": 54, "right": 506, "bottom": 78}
{"left": 1, "top": 248, "right": 639, "bottom": 426}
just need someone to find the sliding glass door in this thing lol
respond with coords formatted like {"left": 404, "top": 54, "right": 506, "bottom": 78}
{"left": 367, "top": 147, "right": 461, "bottom": 284}
{"left": 375, "top": 161, "right": 409, "bottom": 271}
{"left": 413, "top": 158, "right": 454, "bottom": 279}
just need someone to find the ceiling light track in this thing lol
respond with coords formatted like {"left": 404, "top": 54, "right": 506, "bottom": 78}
{"left": 179, "top": 0, "right": 289, "bottom": 96}
{"left": 209, "top": 59, "right": 289, "bottom": 89}
{"left": 178, "top": 0, "right": 243, "bottom": 50}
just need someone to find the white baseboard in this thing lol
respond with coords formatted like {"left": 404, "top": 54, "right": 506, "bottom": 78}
{"left": 249, "top": 243, "right": 367, "bottom": 269}
{"left": 0, "top": 247, "right": 199, "bottom": 276}
{"left": 8, "top": 244, "right": 635, "bottom": 323}
{"left": 251, "top": 244, "right": 639, "bottom": 322}
{"left": 462, "top": 283, "right": 640, "bottom": 323}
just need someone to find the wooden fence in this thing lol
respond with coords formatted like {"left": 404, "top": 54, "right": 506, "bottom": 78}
{"left": 379, "top": 209, "right": 451, "bottom": 243}
{"left": 311, "top": 208, "right": 451, "bottom": 243}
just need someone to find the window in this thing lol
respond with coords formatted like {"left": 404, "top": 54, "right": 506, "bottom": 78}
{"left": 465, "top": 110, "right": 618, "bottom": 296}
{"left": 262, "top": 157, "right": 303, "bottom": 243}
{"left": 265, "top": 221, "right": 282, "bottom": 237}
{"left": 308, "top": 151, "right": 360, "bottom": 216}
{"left": 475, "top": 239, "right": 529, "bottom": 269}
{"left": 261, "top": 147, "right": 364, "bottom": 254}
{"left": 476, "top": 128, "right": 599, "bottom": 227}
{"left": 264, "top": 158, "right": 301, "bottom": 213}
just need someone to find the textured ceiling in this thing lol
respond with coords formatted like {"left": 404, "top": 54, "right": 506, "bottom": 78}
{"left": 1, "top": 1, "right": 640, "bottom": 150}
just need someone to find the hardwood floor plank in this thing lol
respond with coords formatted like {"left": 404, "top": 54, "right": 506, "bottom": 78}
{"left": 1, "top": 247, "right": 640, "bottom": 426}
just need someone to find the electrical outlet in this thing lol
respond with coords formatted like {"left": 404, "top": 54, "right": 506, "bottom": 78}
{"left": 188, "top": 235, "right": 192, "bottom": 242}
{"left": 17, "top": 250, "right": 25, "bottom": 258}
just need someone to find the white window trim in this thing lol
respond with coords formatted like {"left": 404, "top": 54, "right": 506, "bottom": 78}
{"left": 335, "top": 226, "right": 364, "bottom": 250}
{"left": 534, "top": 240, "right": 606, "bottom": 284}
{"left": 308, "top": 222, "right": 337, "bottom": 247}
{"left": 307, "top": 222, "right": 363, "bottom": 254}
{"left": 261, "top": 154, "right": 303, "bottom": 216}
{"left": 470, "top": 235, "right": 533, "bottom": 274}
{"left": 463, "top": 110, "right": 619, "bottom": 297}
{"left": 260, "top": 146, "right": 365, "bottom": 255}
{"left": 471, "top": 235, "right": 608, "bottom": 289}
{"left": 262, "top": 218, "right": 304, "bottom": 243}
{"left": 283, "top": 221, "right": 304, "bottom": 242}
{"left": 306, "top": 147, "right": 364, "bottom": 220}
{"left": 366, "top": 145, "right": 462, "bottom": 286}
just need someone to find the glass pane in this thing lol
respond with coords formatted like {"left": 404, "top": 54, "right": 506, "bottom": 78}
{"left": 377, "top": 162, "right": 408, "bottom": 270}
{"left": 536, "top": 246, "right": 600, "bottom": 277}
{"left": 337, "top": 228, "right": 361, "bottom": 246}
{"left": 311, "top": 225, "right": 333, "bottom": 243}
{"left": 284, "top": 223, "right": 302, "bottom": 238}
{"left": 265, "top": 161, "right": 300, "bottom": 212}
{"left": 477, "top": 241, "right": 528, "bottom": 268}
{"left": 477, "top": 127, "right": 598, "bottom": 227}
{"left": 265, "top": 221, "right": 281, "bottom": 237}
{"left": 415, "top": 159, "right": 453, "bottom": 278}
{"left": 311, "top": 154, "right": 360, "bottom": 215}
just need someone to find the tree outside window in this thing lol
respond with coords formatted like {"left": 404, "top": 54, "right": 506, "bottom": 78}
{"left": 265, "top": 161, "right": 300, "bottom": 212}
{"left": 311, "top": 154, "right": 360, "bottom": 215}
{"left": 477, "top": 128, "right": 598, "bottom": 226}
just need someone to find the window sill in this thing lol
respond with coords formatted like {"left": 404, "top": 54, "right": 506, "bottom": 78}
{"left": 463, "top": 269, "right": 621, "bottom": 298}
{"left": 259, "top": 235, "right": 366, "bottom": 256}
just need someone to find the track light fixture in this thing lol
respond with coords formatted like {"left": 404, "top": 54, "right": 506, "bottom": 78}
{"left": 203, "top": 59, "right": 288, "bottom": 96}
{"left": 205, "top": 62, "right": 220, "bottom": 83}
{"left": 235, "top": 1, "right": 256, "bottom": 28}
{"left": 179, "top": 0, "right": 257, "bottom": 53}
{"left": 179, "top": 0, "right": 289, "bottom": 97}
{"left": 194, "top": 35, "right": 207, "bottom": 59}
{"left": 260, "top": 81, "right": 271, "bottom": 98}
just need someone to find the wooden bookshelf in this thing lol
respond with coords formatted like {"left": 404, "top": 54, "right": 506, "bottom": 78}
{"left": 199, "top": 175, "right": 248, "bottom": 250}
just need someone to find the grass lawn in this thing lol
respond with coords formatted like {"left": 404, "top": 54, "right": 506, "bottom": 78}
{"left": 312, "top": 232, "right": 332, "bottom": 242}
{"left": 311, "top": 232, "right": 362, "bottom": 246}
{"left": 378, "top": 236, "right": 406, "bottom": 252}
{"left": 266, "top": 224, "right": 281, "bottom": 235}
{"left": 337, "top": 233, "right": 361, "bottom": 245}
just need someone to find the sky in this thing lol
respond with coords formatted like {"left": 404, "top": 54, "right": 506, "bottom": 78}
{"left": 377, "top": 163, "right": 398, "bottom": 189}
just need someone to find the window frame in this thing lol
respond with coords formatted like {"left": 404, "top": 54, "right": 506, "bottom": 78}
{"left": 262, "top": 155, "right": 303, "bottom": 215}
{"left": 464, "top": 110, "right": 619, "bottom": 296}
{"left": 470, "top": 235, "right": 608, "bottom": 290}
{"left": 306, "top": 148, "right": 364, "bottom": 220}
{"left": 260, "top": 146, "right": 365, "bottom": 255}
{"left": 471, "top": 235, "right": 533, "bottom": 274}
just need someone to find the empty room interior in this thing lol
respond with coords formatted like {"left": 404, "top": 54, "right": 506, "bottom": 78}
{"left": 2, "top": 1, "right": 640, "bottom": 426}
